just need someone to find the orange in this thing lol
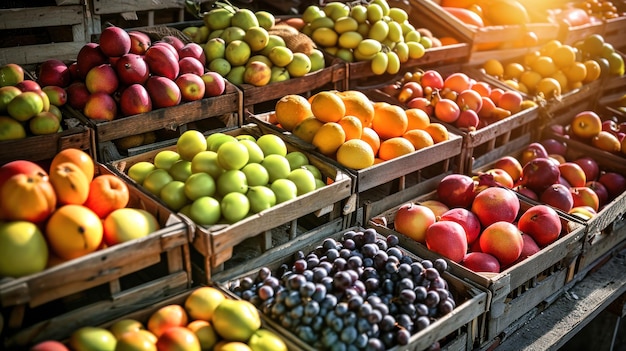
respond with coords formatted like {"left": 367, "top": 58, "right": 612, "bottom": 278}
{"left": 338, "top": 115, "right": 363, "bottom": 140}
{"left": 551, "top": 45, "right": 576, "bottom": 68}
{"left": 403, "top": 129, "right": 434, "bottom": 150}
{"left": 292, "top": 116, "right": 324, "bottom": 143}
{"left": 424, "top": 123, "right": 449, "bottom": 143}
{"left": 471, "top": 81, "right": 491, "bottom": 97}
{"left": 45, "top": 205, "right": 103, "bottom": 260}
{"left": 360, "top": 127, "right": 381, "bottom": 156}
{"left": 503, "top": 62, "right": 525, "bottom": 81}
{"left": 371, "top": 102, "right": 408, "bottom": 139}
{"left": 310, "top": 91, "right": 346, "bottom": 123}
{"left": 583, "top": 60, "right": 601, "bottom": 83}
{"left": 311, "top": 122, "right": 346, "bottom": 156}
{"left": 378, "top": 137, "right": 416, "bottom": 161}
{"left": 539, "top": 39, "right": 563, "bottom": 57}
{"left": 274, "top": 94, "right": 312, "bottom": 132}
{"left": 531, "top": 56, "right": 557, "bottom": 77}
{"left": 336, "top": 139, "right": 375, "bottom": 169}
{"left": 50, "top": 148, "right": 95, "bottom": 182}
{"left": 563, "top": 61, "right": 587, "bottom": 84}
{"left": 336, "top": 90, "right": 375, "bottom": 128}
{"left": 405, "top": 108, "right": 430, "bottom": 131}
{"left": 536, "top": 77, "right": 562, "bottom": 99}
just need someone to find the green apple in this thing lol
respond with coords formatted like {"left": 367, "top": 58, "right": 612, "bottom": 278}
{"left": 220, "top": 192, "right": 250, "bottom": 223}
{"left": 207, "top": 133, "right": 238, "bottom": 152}
{"left": 189, "top": 196, "right": 222, "bottom": 226}
{"left": 315, "top": 178, "right": 326, "bottom": 189}
{"left": 247, "top": 185, "right": 277, "bottom": 213}
{"left": 159, "top": 180, "right": 189, "bottom": 211}
{"left": 154, "top": 150, "right": 181, "bottom": 171}
{"left": 169, "top": 159, "right": 192, "bottom": 182}
{"left": 128, "top": 162, "right": 157, "bottom": 184}
{"left": 241, "top": 163, "right": 270, "bottom": 186}
{"left": 226, "top": 66, "right": 246, "bottom": 85}
{"left": 236, "top": 134, "right": 256, "bottom": 142}
{"left": 225, "top": 40, "right": 251, "bottom": 67}
{"left": 287, "top": 52, "right": 312, "bottom": 77}
{"left": 270, "top": 178, "right": 298, "bottom": 203}
{"left": 247, "top": 329, "right": 288, "bottom": 351}
{"left": 185, "top": 172, "right": 216, "bottom": 200}
{"left": 287, "top": 168, "right": 317, "bottom": 195}
{"left": 203, "top": 8, "right": 233, "bottom": 31}
{"left": 142, "top": 168, "right": 174, "bottom": 195}
{"left": 0, "top": 221, "right": 48, "bottom": 278}
{"left": 270, "top": 66, "right": 290, "bottom": 83}
{"left": 217, "top": 169, "right": 248, "bottom": 196}
{"left": 221, "top": 26, "right": 247, "bottom": 44}
{"left": 285, "top": 151, "right": 309, "bottom": 170}
{"left": 256, "top": 134, "right": 287, "bottom": 156}
{"left": 308, "top": 48, "right": 326, "bottom": 72}
{"left": 217, "top": 141, "right": 249, "bottom": 170}
{"left": 302, "top": 164, "right": 323, "bottom": 180}
{"left": 204, "top": 37, "right": 227, "bottom": 62}
{"left": 191, "top": 150, "right": 224, "bottom": 179}
{"left": 70, "top": 327, "right": 117, "bottom": 351}
{"left": 177, "top": 129, "right": 207, "bottom": 161}
{"left": 255, "top": 10, "right": 275, "bottom": 30}
{"left": 238, "top": 139, "right": 264, "bottom": 163}
{"left": 261, "top": 154, "right": 291, "bottom": 183}
{"left": 103, "top": 208, "right": 160, "bottom": 245}
{"left": 268, "top": 46, "right": 294, "bottom": 68}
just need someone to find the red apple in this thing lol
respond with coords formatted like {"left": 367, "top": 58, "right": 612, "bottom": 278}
{"left": 128, "top": 30, "right": 152, "bottom": 55}
{"left": 144, "top": 44, "right": 180, "bottom": 80}
{"left": 520, "top": 157, "right": 561, "bottom": 194}
{"left": 83, "top": 92, "right": 118, "bottom": 121}
{"left": 393, "top": 203, "right": 436, "bottom": 243}
{"left": 37, "top": 59, "right": 71, "bottom": 88}
{"left": 66, "top": 81, "right": 90, "bottom": 110}
{"left": 83, "top": 174, "right": 130, "bottom": 218}
{"left": 436, "top": 174, "right": 476, "bottom": 209}
{"left": 512, "top": 234, "right": 541, "bottom": 264}
{"left": 115, "top": 53, "right": 150, "bottom": 85}
{"left": 85, "top": 64, "right": 119, "bottom": 95}
{"left": 175, "top": 73, "right": 206, "bottom": 102}
{"left": 29, "top": 340, "right": 70, "bottom": 351}
{"left": 425, "top": 221, "right": 468, "bottom": 263}
{"left": 201, "top": 71, "right": 226, "bottom": 97}
{"left": 151, "top": 42, "right": 179, "bottom": 60}
{"left": 602, "top": 119, "right": 620, "bottom": 136}
{"left": 598, "top": 172, "right": 626, "bottom": 200}
{"left": 16, "top": 80, "right": 42, "bottom": 92}
{"left": 156, "top": 327, "right": 200, "bottom": 351}
{"left": 540, "top": 138, "right": 567, "bottom": 156}
{"left": 558, "top": 162, "right": 586, "bottom": 187}
{"left": 76, "top": 43, "right": 108, "bottom": 79}
{"left": 406, "top": 97, "right": 434, "bottom": 116}
{"left": 482, "top": 168, "right": 514, "bottom": 188}
{"left": 513, "top": 185, "right": 538, "bottom": 200}
{"left": 570, "top": 186, "right": 599, "bottom": 211}
{"left": 455, "top": 109, "right": 480, "bottom": 130}
{"left": 439, "top": 207, "right": 481, "bottom": 245}
{"left": 479, "top": 221, "right": 524, "bottom": 266}
{"left": 586, "top": 180, "right": 609, "bottom": 208}
{"left": 520, "top": 142, "right": 549, "bottom": 166}
{"left": 471, "top": 187, "right": 520, "bottom": 227}
{"left": 421, "top": 69, "right": 444, "bottom": 90}
{"left": 178, "top": 56, "right": 205, "bottom": 76}
{"left": 573, "top": 157, "right": 600, "bottom": 182}
{"left": 0, "top": 160, "right": 47, "bottom": 191}
{"left": 540, "top": 183, "right": 574, "bottom": 213}
{"left": 461, "top": 252, "right": 500, "bottom": 273}
{"left": 558, "top": 176, "right": 571, "bottom": 188}
{"left": 179, "top": 42, "right": 206, "bottom": 65}
{"left": 145, "top": 76, "right": 182, "bottom": 108}
{"left": 119, "top": 84, "right": 152, "bottom": 116}
{"left": 99, "top": 25, "right": 131, "bottom": 58}
{"left": 517, "top": 204, "right": 562, "bottom": 247}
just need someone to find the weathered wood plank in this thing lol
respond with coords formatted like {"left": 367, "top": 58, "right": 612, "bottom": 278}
{"left": 0, "top": 5, "right": 84, "bottom": 29}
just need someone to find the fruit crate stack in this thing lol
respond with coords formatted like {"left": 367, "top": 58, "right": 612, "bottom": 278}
{"left": 0, "top": 1, "right": 89, "bottom": 66}
{"left": 368, "top": 167, "right": 586, "bottom": 346}
{"left": 109, "top": 124, "right": 353, "bottom": 283}
{"left": 0, "top": 154, "right": 192, "bottom": 349}
{"left": 214, "top": 225, "right": 489, "bottom": 351}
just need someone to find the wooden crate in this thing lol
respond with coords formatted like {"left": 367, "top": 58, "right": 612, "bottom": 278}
{"left": 368, "top": 179, "right": 585, "bottom": 344}
{"left": 109, "top": 124, "right": 353, "bottom": 282}
{"left": 65, "top": 80, "right": 243, "bottom": 162}
{"left": 0, "top": 163, "right": 192, "bottom": 349}
{"left": 415, "top": 0, "right": 560, "bottom": 53}
{"left": 0, "top": 3, "right": 88, "bottom": 66}
{"left": 215, "top": 225, "right": 489, "bottom": 351}
{"left": 604, "top": 16, "right": 626, "bottom": 51}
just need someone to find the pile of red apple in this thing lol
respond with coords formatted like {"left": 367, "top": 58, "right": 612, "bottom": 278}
{"left": 483, "top": 138, "right": 626, "bottom": 220}
{"left": 0, "top": 149, "right": 161, "bottom": 279}
{"left": 37, "top": 25, "right": 227, "bottom": 122}
{"left": 393, "top": 173, "right": 565, "bottom": 273}
{"left": 380, "top": 68, "right": 536, "bottom": 131}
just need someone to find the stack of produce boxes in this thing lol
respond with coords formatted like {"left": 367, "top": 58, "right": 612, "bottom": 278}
{"left": 0, "top": 148, "right": 191, "bottom": 349}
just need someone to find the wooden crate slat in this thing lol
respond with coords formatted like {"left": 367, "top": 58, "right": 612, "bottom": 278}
{"left": 0, "top": 5, "right": 85, "bottom": 29}
{"left": 91, "top": 0, "right": 185, "bottom": 14}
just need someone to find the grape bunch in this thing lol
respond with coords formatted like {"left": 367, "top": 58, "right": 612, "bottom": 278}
{"left": 228, "top": 228, "right": 457, "bottom": 350}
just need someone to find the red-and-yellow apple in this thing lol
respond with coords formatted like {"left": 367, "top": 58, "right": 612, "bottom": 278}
{"left": 42, "top": 85, "right": 68, "bottom": 107}
{"left": 128, "top": 30, "right": 152, "bottom": 55}
{"left": 99, "top": 25, "right": 131, "bottom": 58}
{"left": 76, "top": 43, "right": 108, "bottom": 79}
{"left": 586, "top": 180, "right": 609, "bottom": 208}
{"left": 179, "top": 42, "right": 206, "bottom": 65}
{"left": 520, "top": 157, "right": 561, "bottom": 194}
{"left": 558, "top": 162, "right": 586, "bottom": 187}
{"left": 201, "top": 71, "right": 226, "bottom": 97}
{"left": 145, "top": 76, "right": 182, "bottom": 108}
{"left": 425, "top": 220, "right": 468, "bottom": 263}
{"left": 479, "top": 221, "right": 524, "bottom": 266}
{"left": 83, "top": 174, "right": 130, "bottom": 218}
{"left": 83, "top": 92, "right": 118, "bottom": 121}
{"left": 439, "top": 207, "right": 481, "bottom": 245}
{"left": 461, "top": 252, "right": 500, "bottom": 273}
{"left": 393, "top": 202, "right": 436, "bottom": 243}
{"left": 175, "top": 73, "right": 206, "bottom": 102}
{"left": 115, "top": 53, "right": 150, "bottom": 85}
{"left": 120, "top": 84, "right": 152, "bottom": 116}
{"left": 517, "top": 204, "right": 562, "bottom": 247}
{"left": 540, "top": 183, "right": 574, "bottom": 213}
{"left": 37, "top": 59, "right": 71, "bottom": 88}
{"left": 436, "top": 174, "right": 476, "bottom": 208}
{"left": 419, "top": 199, "right": 450, "bottom": 217}
{"left": 570, "top": 186, "right": 600, "bottom": 212}
{"left": 0, "top": 63, "right": 24, "bottom": 87}
{"left": 178, "top": 56, "right": 205, "bottom": 76}
{"left": 144, "top": 44, "right": 180, "bottom": 80}
{"left": 103, "top": 208, "right": 160, "bottom": 246}
{"left": 520, "top": 142, "right": 549, "bottom": 166}
{"left": 471, "top": 187, "right": 520, "bottom": 227}
{"left": 85, "top": 64, "right": 119, "bottom": 95}
{"left": 156, "top": 326, "right": 201, "bottom": 351}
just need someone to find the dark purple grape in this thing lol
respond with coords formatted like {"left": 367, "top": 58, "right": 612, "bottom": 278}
{"left": 362, "top": 267, "right": 378, "bottom": 280}
{"left": 363, "top": 228, "right": 378, "bottom": 244}
{"left": 385, "top": 261, "right": 399, "bottom": 274}
{"left": 380, "top": 331, "right": 395, "bottom": 347}
{"left": 321, "top": 275, "right": 334, "bottom": 292}
{"left": 292, "top": 259, "right": 307, "bottom": 273}
{"left": 321, "top": 294, "right": 338, "bottom": 310}
{"left": 425, "top": 290, "right": 440, "bottom": 307}
{"left": 323, "top": 238, "right": 339, "bottom": 251}
{"left": 365, "top": 277, "right": 380, "bottom": 292}
{"left": 319, "top": 261, "right": 333, "bottom": 274}
{"left": 300, "top": 281, "right": 316, "bottom": 298}
{"left": 399, "top": 303, "right": 417, "bottom": 319}
{"left": 343, "top": 238, "right": 356, "bottom": 250}
{"left": 396, "top": 328, "right": 411, "bottom": 345}
{"left": 357, "top": 317, "right": 372, "bottom": 333}
{"left": 424, "top": 267, "right": 440, "bottom": 281}
{"left": 415, "top": 315, "right": 430, "bottom": 331}
{"left": 312, "top": 266, "right": 328, "bottom": 282}
{"left": 421, "top": 259, "right": 434, "bottom": 269}
{"left": 289, "top": 304, "right": 304, "bottom": 320}
{"left": 348, "top": 295, "right": 364, "bottom": 310}
{"left": 257, "top": 266, "right": 271, "bottom": 281}
{"left": 411, "top": 261, "right": 425, "bottom": 275}
{"left": 387, "top": 247, "right": 403, "bottom": 259}
{"left": 335, "top": 301, "right": 350, "bottom": 316}
{"left": 358, "top": 302, "right": 373, "bottom": 317}
{"left": 312, "top": 283, "right": 327, "bottom": 302}
{"left": 374, "top": 302, "right": 389, "bottom": 316}
{"left": 321, "top": 329, "right": 339, "bottom": 347}
{"left": 346, "top": 269, "right": 359, "bottom": 284}
{"left": 326, "top": 248, "right": 340, "bottom": 262}
{"left": 367, "top": 338, "right": 385, "bottom": 351}
{"left": 241, "top": 289, "right": 255, "bottom": 301}
{"left": 304, "top": 300, "right": 321, "bottom": 317}
{"left": 258, "top": 285, "right": 274, "bottom": 300}
{"left": 332, "top": 257, "right": 347, "bottom": 273}
{"left": 367, "top": 295, "right": 382, "bottom": 305}
{"left": 361, "top": 243, "right": 378, "bottom": 258}
{"left": 398, "top": 277, "right": 415, "bottom": 291}
{"left": 347, "top": 255, "right": 363, "bottom": 270}
{"left": 271, "top": 302, "right": 286, "bottom": 317}
{"left": 363, "top": 257, "right": 374, "bottom": 267}
{"left": 339, "top": 248, "right": 352, "bottom": 259}
{"left": 355, "top": 333, "right": 369, "bottom": 348}
{"left": 396, "top": 313, "right": 412, "bottom": 329}
{"left": 284, "top": 290, "right": 302, "bottom": 308}
{"left": 367, "top": 308, "right": 383, "bottom": 324}
{"left": 438, "top": 299, "right": 454, "bottom": 315}
{"left": 416, "top": 303, "right": 429, "bottom": 317}
{"left": 430, "top": 276, "right": 448, "bottom": 290}
{"left": 399, "top": 289, "right": 416, "bottom": 304}
{"left": 240, "top": 276, "right": 254, "bottom": 290}
{"left": 382, "top": 278, "right": 394, "bottom": 293}
{"left": 373, "top": 250, "right": 389, "bottom": 269}
{"left": 280, "top": 314, "right": 294, "bottom": 328}
{"left": 341, "top": 326, "right": 358, "bottom": 343}
{"left": 263, "top": 276, "right": 280, "bottom": 290}
{"left": 352, "top": 232, "right": 364, "bottom": 247}
{"left": 376, "top": 239, "right": 388, "bottom": 251}
{"left": 386, "top": 234, "right": 399, "bottom": 247}
{"left": 297, "top": 325, "right": 316, "bottom": 342}
{"left": 260, "top": 298, "right": 273, "bottom": 315}
{"left": 380, "top": 314, "right": 396, "bottom": 332}
{"left": 311, "top": 315, "right": 324, "bottom": 331}
{"left": 387, "top": 255, "right": 400, "bottom": 266}
{"left": 250, "top": 295, "right": 262, "bottom": 306}
{"left": 288, "top": 274, "right": 307, "bottom": 290}
{"left": 343, "top": 311, "right": 357, "bottom": 326}
{"left": 329, "top": 316, "right": 344, "bottom": 332}
{"left": 398, "top": 263, "right": 412, "bottom": 278}
{"left": 434, "top": 258, "right": 448, "bottom": 273}
{"left": 333, "top": 271, "right": 352, "bottom": 291}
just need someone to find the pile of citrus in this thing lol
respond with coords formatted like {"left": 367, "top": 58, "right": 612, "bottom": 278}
{"left": 272, "top": 90, "right": 450, "bottom": 169}
{"left": 481, "top": 34, "right": 624, "bottom": 100}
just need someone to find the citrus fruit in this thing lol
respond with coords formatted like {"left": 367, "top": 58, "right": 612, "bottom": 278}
{"left": 292, "top": 116, "right": 324, "bottom": 143}
{"left": 311, "top": 122, "right": 346, "bottom": 156}
{"left": 310, "top": 91, "right": 346, "bottom": 123}
{"left": 405, "top": 108, "right": 430, "bottom": 131}
{"left": 378, "top": 137, "right": 415, "bottom": 161}
{"left": 371, "top": 102, "right": 408, "bottom": 139}
{"left": 424, "top": 123, "right": 449, "bottom": 143}
{"left": 336, "top": 139, "right": 375, "bottom": 169}
{"left": 338, "top": 115, "right": 363, "bottom": 140}
{"left": 483, "top": 59, "right": 504, "bottom": 78}
{"left": 274, "top": 94, "right": 312, "bottom": 131}
{"left": 360, "top": 127, "right": 381, "bottom": 156}
{"left": 403, "top": 129, "right": 434, "bottom": 150}
{"left": 336, "top": 90, "right": 375, "bottom": 128}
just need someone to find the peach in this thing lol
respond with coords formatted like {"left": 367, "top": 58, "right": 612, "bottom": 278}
{"left": 494, "top": 156, "right": 523, "bottom": 182}
{"left": 517, "top": 205, "right": 562, "bottom": 247}
{"left": 461, "top": 252, "right": 500, "bottom": 273}
{"left": 393, "top": 203, "right": 436, "bottom": 243}
{"left": 479, "top": 221, "right": 524, "bottom": 266}
{"left": 558, "top": 162, "right": 586, "bottom": 187}
{"left": 147, "top": 304, "right": 188, "bottom": 338}
{"left": 419, "top": 200, "right": 450, "bottom": 218}
{"left": 156, "top": 326, "right": 200, "bottom": 351}
{"left": 471, "top": 187, "right": 520, "bottom": 227}
{"left": 570, "top": 186, "right": 599, "bottom": 212}
{"left": 425, "top": 221, "right": 468, "bottom": 263}
{"left": 439, "top": 207, "right": 481, "bottom": 245}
